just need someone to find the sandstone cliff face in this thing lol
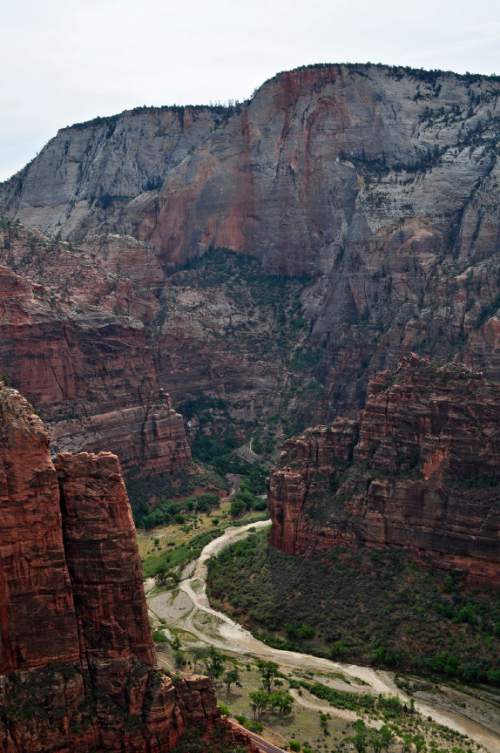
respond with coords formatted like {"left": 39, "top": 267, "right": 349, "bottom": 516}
{"left": 1, "top": 106, "right": 228, "bottom": 241}
{"left": 1, "top": 64, "right": 500, "bottom": 449}
{"left": 0, "top": 222, "right": 316, "bottom": 459}
{"left": 269, "top": 356, "right": 500, "bottom": 585}
{"left": 0, "top": 384, "right": 217, "bottom": 753}
{"left": 135, "top": 67, "right": 499, "bottom": 277}
{"left": 0, "top": 222, "right": 191, "bottom": 479}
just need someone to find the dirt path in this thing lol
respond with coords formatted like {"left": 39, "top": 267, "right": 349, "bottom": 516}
{"left": 148, "top": 520, "right": 500, "bottom": 753}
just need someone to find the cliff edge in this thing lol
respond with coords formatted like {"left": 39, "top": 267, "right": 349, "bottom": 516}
{"left": 269, "top": 355, "right": 500, "bottom": 585}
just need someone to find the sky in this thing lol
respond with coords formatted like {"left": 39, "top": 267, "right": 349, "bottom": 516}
{"left": 1, "top": 0, "right": 499, "bottom": 181}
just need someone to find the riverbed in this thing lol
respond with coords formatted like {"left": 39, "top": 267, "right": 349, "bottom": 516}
{"left": 148, "top": 520, "right": 500, "bottom": 752}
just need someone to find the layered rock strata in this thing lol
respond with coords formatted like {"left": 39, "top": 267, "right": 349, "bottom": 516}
{"left": 1, "top": 64, "right": 500, "bottom": 448}
{"left": 269, "top": 355, "right": 500, "bottom": 585}
{"left": 52, "top": 394, "right": 191, "bottom": 476}
{"left": 0, "top": 223, "right": 191, "bottom": 478}
{"left": 0, "top": 383, "right": 217, "bottom": 753}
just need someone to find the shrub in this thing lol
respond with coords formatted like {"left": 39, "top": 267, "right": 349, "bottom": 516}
{"left": 152, "top": 629, "right": 167, "bottom": 643}
{"left": 230, "top": 498, "right": 246, "bottom": 517}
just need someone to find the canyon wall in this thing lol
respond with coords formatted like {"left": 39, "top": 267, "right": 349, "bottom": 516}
{"left": 268, "top": 355, "right": 500, "bottom": 585}
{"left": 0, "top": 105, "right": 229, "bottom": 240}
{"left": 0, "top": 64, "right": 499, "bottom": 450}
{"left": 0, "top": 223, "right": 191, "bottom": 478}
{"left": 0, "top": 383, "right": 217, "bottom": 752}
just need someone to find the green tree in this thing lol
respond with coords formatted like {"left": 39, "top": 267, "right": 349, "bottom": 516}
{"left": 350, "top": 719, "right": 368, "bottom": 753}
{"left": 330, "top": 639, "right": 348, "bottom": 659}
{"left": 378, "top": 724, "right": 394, "bottom": 753}
{"left": 412, "top": 735, "right": 426, "bottom": 753}
{"left": 224, "top": 666, "right": 242, "bottom": 695}
{"left": 171, "top": 634, "right": 181, "bottom": 651}
{"left": 174, "top": 649, "right": 185, "bottom": 668}
{"left": 269, "top": 689, "right": 294, "bottom": 716}
{"left": 230, "top": 497, "right": 246, "bottom": 517}
{"left": 249, "top": 689, "right": 270, "bottom": 721}
{"left": 218, "top": 702, "right": 230, "bottom": 716}
{"left": 256, "top": 659, "right": 279, "bottom": 692}
{"left": 401, "top": 734, "right": 413, "bottom": 753}
{"left": 203, "top": 647, "right": 225, "bottom": 680}
{"left": 320, "top": 712, "right": 329, "bottom": 735}
{"left": 191, "top": 646, "right": 209, "bottom": 673}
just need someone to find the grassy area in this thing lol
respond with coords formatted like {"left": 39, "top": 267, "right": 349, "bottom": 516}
{"left": 137, "top": 496, "right": 231, "bottom": 558}
{"left": 141, "top": 529, "right": 222, "bottom": 579}
{"left": 206, "top": 531, "right": 500, "bottom": 688}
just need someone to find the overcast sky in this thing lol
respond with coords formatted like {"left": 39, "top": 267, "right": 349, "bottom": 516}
{"left": 1, "top": 0, "right": 499, "bottom": 181}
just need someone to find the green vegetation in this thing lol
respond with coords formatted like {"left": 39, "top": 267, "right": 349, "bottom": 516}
{"left": 152, "top": 629, "right": 168, "bottom": 643}
{"left": 230, "top": 478, "right": 267, "bottom": 517}
{"left": 191, "top": 428, "right": 269, "bottom": 491}
{"left": 207, "top": 531, "right": 500, "bottom": 687}
{"left": 223, "top": 665, "right": 242, "bottom": 694}
{"left": 140, "top": 510, "right": 267, "bottom": 582}
{"left": 297, "top": 679, "right": 415, "bottom": 719}
{"left": 170, "top": 727, "right": 246, "bottom": 753}
{"left": 142, "top": 529, "right": 221, "bottom": 579}
{"left": 139, "top": 492, "right": 220, "bottom": 530}
{"left": 126, "top": 466, "right": 225, "bottom": 526}
{"left": 249, "top": 687, "right": 294, "bottom": 720}
{"left": 154, "top": 634, "right": 477, "bottom": 753}
{"left": 234, "top": 714, "right": 264, "bottom": 733}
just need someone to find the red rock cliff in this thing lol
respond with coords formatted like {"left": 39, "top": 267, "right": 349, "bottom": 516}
{"left": 0, "top": 384, "right": 217, "bottom": 753}
{"left": 0, "top": 224, "right": 191, "bottom": 481}
{"left": 269, "top": 355, "right": 500, "bottom": 585}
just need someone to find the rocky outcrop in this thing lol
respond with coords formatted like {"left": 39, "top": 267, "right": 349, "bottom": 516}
{"left": 52, "top": 393, "right": 191, "bottom": 476}
{"left": 0, "top": 222, "right": 314, "bottom": 459}
{"left": 1, "top": 64, "right": 500, "bottom": 447}
{"left": 0, "top": 223, "right": 191, "bottom": 478}
{"left": 269, "top": 355, "right": 500, "bottom": 585}
{"left": 0, "top": 383, "right": 217, "bottom": 752}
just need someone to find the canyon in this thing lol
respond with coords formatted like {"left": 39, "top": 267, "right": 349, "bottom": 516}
{"left": 268, "top": 354, "right": 500, "bottom": 584}
{"left": 0, "top": 382, "right": 219, "bottom": 752}
{"left": 0, "top": 60, "right": 499, "bottom": 752}
{"left": 0, "top": 64, "right": 499, "bottom": 472}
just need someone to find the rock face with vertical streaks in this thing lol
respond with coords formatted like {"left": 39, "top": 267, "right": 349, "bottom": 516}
{"left": 268, "top": 355, "right": 500, "bottom": 585}
{"left": 0, "top": 383, "right": 218, "bottom": 753}
{"left": 0, "top": 223, "right": 191, "bottom": 480}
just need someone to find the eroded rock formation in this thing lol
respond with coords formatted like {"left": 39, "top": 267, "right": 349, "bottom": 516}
{"left": 0, "top": 64, "right": 500, "bottom": 453}
{"left": 0, "top": 223, "right": 191, "bottom": 478}
{"left": 0, "top": 383, "right": 217, "bottom": 752}
{"left": 269, "top": 355, "right": 500, "bottom": 585}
